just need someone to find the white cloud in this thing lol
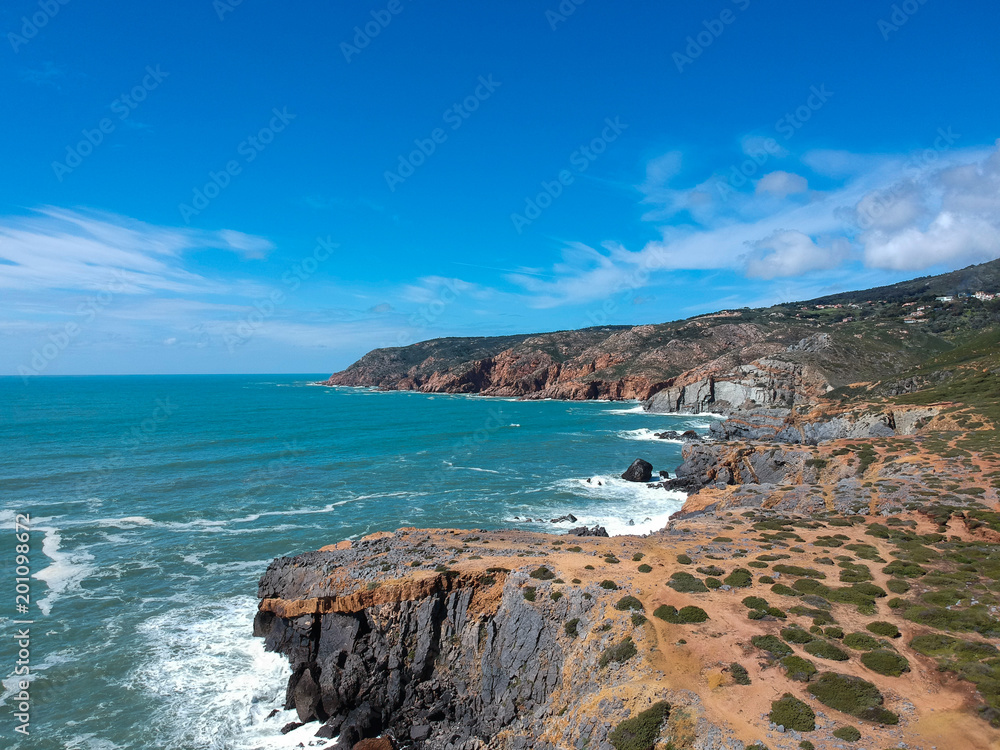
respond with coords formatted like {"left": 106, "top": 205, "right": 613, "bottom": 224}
{"left": 755, "top": 171, "right": 809, "bottom": 198}
{"left": 743, "top": 230, "right": 851, "bottom": 279}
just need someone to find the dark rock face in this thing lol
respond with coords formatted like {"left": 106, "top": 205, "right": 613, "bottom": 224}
{"left": 567, "top": 525, "right": 609, "bottom": 537}
{"left": 621, "top": 459, "right": 653, "bottom": 482}
{"left": 256, "top": 556, "right": 587, "bottom": 750}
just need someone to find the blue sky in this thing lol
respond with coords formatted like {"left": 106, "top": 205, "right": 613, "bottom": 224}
{"left": 2, "top": 0, "right": 999, "bottom": 376}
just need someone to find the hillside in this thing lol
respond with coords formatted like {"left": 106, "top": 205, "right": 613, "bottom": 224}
{"left": 324, "top": 259, "right": 1000, "bottom": 404}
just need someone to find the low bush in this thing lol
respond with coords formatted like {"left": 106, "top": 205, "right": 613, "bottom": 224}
{"left": 824, "top": 626, "right": 844, "bottom": 639}
{"left": 832, "top": 726, "right": 861, "bottom": 742}
{"left": 807, "top": 672, "right": 899, "bottom": 724}
{"left": 668, "top": 571, "right": 709, "bottom": 593}
{"left": 759, "top": 575, "right": 775, "bottom": 584}
{"left": 748, "top": 561, "right": 769, "bottom": 568}
{"left": 751, "top": 635, "right": 792, "bottom": 657}
{"left": 781, "top": 626, "right": 815, "bottom": 644}
{"left": 843, "top": 633, "right": 880, "bottom": 651}
{"left": 632, "top": 553, "right": 645, "bottom": 562}
{"left": 599, "top": 637, "right": 638, "bottom": 668}
{"left": 773, "top": 564, "right": 826, "bottom": 579}
{"left": 723, "top": 568, "right": 753, "bottom": 588}
{"left": 769, "top": 693, "right": 816, "bottom": 732}
{"left": 861, "top": 650, "right": 910, "bottom": 677}
{"left": 804, "top": 640, "right": 849, "bottom": 661}
{"left": 866, "top": 621, "right": 901, "bottom": 638}
{"left": 654, "top": 605, "right": 709, "bottom": 624}
{"left": 677, "top": 554, "right": 693, "bottom": 565}
{"left": 909, "top": 633, "right": 958, "bottom": 656}
{"left": 564, "top": 618, "right": 579, "bottom": 637}
{"left": 608, "top": 700, "right": 670, "bottom": 750}
{"left": 600, "top": 580, "right": 619, "bottom": 590}
{"left": 697, "top": 565, "right": 725, "bottom": 576}
{"left": 886, "top": 578, "right": 910, "bottom": 594}
{"left": 637, "top": 564, "right": 653, "bottom": 573}
{"left": 730, "top": 662, "right": 751, "bottom": 685}
{"left": 743, "top": 596, "right": 770, "bottom": 610}
{"left": 631, "top": 613, "right": 647, "bottom": 626}
{"left": 771, "top": 583, "right": 801, "bottom": 597}
{"left": 705, "top": 577, "right": 722, "bottom": 589}
{"left": 616, "top": 595, "right": 644, "bottom": 611}
{"left": 781, "top": 655, "right": 818, "bottom": 682}
{"left": 530, "top": 566, "right": 556, "bottom": 580}
{"left": 523, "top": 587, "right": 537, "bottom": 602}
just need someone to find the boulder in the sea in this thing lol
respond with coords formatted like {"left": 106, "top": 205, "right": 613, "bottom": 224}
{"left": 659, "top": 470, "right": 670, "bottom": 479}
{"left": 621, "top": 458, "right": 653, "bottom": 482}
{"left": 550, "top": 514, "right": 578, "bottom": 523}
{"left": 281, "top": 722, "right": 303, "bottom": 735}
{"left": 682, "top": 430, "right": 700, "bottom": 440}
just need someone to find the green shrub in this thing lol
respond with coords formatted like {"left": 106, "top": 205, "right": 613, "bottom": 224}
{"left": 886, "top": 578, "right": 910, "bottom": 594}
{"left": 773, "top": 564, "right": 826, "bottom": 579}
{"left": 747, "top": 610, "right": 766, "bottom": 621}
{"left": 743, "top": 596, "right": 770, "bottom": 610}
{"left": 723, "top": 568, "right": 753, "bottom": 588}
{"left": 866, "top": 621, "right": 901, "bottom": 638}
{"left": 564, "top": 618, "right": 580, "bottom": 637}
{"left": 771, "top": 583, "right": 801, "bottom": 597}
{"left": 807, "top": 672, "right": 899, "bottom": 724}
{"left": 759, "top": 575, "right": 775, "bottom": 584}
{"left": 608, "top": 700, "right": 670, "bottom": 750}
{"left": 668, "top": 572, "right": 708, "bottom": 593}
{"left": 730, "top": 662, "right": 751, "bottom": 685}
{"left": 632, "top": 553, "right": 645, "bottom": 562}
{"left": 697, "top": 565, "right": 725, "bottom": 576}
{"left": 523, "top": 587, "right": 537, "bottom": 602}
{"left": 799, "top": 742, "right": 815, "bottom": 750}
{"left": 705, "top": 577, "right": 722, "bottom": 589}
{"left": 748, "top": 561, "right": 768, "bottom": 569}
{"left": 910, "top": 633, "right": 959, "bottom": 656}
{"left": 600, "top": 580, "right": 619, "bottom": 590}
{"left": 781, "top": 655, "right": 818, "bottom": 682}
{"left": 616, "top": 595, "right": 644, "bottom": 611}
{"left": 599, "top": 637, "right": 638, "bottom": 668}
{"left": 769, "top": 693, "right": 816, "bottom": 732}
{"left": 530, "top": 566, "right": 556, "bottom": 580}
{"left": 883, "top": 560, "right": 927, "bottom": 578}
{"left": 781, "top": 626, "right": 815, "bottom": 644}
{"left": 653, "top": 605, "right": 709, "bottom": 624}
{"left": 631, "top": 613, "right": 647, "bottom": 626}
{"left": 551, "top": 591, "right": 563, "bottom": 601}
{"left": 861, "top": 650, "right": 910, "bottom": 677}
{"left": 824, "top": 626, "right": 844, "bottom": 639}
{"left": 638, "top": 564, "right": 653, "bottom": 573}
{"left": 843, "top": 633, "right": 880, "bottom": 651}
{"left": 677, "top": 554, "right": 692, "bottom": 565}
{"left": 751, "top": 634, "right": 792, "bottom": 657}
{"left": 832, "top": 726, "right": 861, "bottom": 742}
{"left": 804, "top": 640, "right": 849, "bottom": 661}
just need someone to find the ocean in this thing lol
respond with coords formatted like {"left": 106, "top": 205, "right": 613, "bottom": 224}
{"left": 0, "top": 375, "right": 718, "bottom": 750}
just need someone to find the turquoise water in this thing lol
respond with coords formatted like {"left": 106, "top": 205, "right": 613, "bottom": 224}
{"left": 0, "top": 376, "right": 717, "bottom": 750}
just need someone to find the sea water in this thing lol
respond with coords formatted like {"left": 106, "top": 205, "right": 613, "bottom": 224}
{"left": 0, "top": 375, "right": 717, "bottom": 750}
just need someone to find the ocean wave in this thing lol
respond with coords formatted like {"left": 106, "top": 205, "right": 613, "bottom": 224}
{"left": 451, "top": 466, "right": 501, "bottom": 474}
{"left": 33, "top": 528, "right": 96, "bottom": 617}
{"left": 508, "top": 475, "right": 687, "bottom": 536}
{"left": 126, "top": 595, "right": 333, "bottom": 749}
{"left": 615, "top": 428, "right": 682, "bottom": 443}
{"left": 603, "top": 404, "right": 647, "bottom": 415}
